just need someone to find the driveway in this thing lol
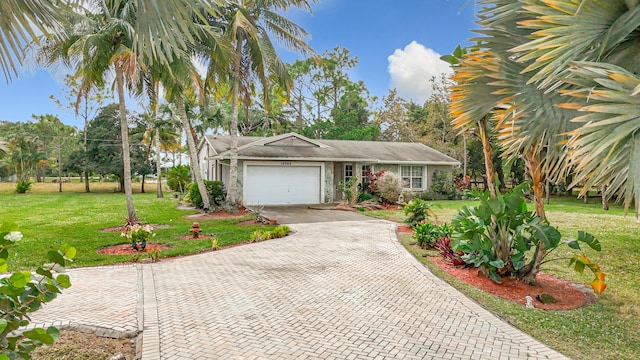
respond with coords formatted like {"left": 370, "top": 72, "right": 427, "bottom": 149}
{"left": 262, "top": 205, "right": 373, "bottom": 224}
{"left": 29, "top": 220, "right": 569, "bottom": 359}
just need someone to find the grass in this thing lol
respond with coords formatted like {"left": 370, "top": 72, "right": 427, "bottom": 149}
{"left": 0, "top": 182, "right": 271, "bottom": 270}
{"left": 373, "top": 196, "right": 639, "bottom": 360}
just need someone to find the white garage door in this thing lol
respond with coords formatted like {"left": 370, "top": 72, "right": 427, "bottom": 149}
{"left": 244, "top": 165, "right": 321, "bottom": 205}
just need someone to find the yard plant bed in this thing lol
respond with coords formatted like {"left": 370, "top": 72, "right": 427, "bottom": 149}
{"left": 97, "top": 242, "right": 172, "bottom": 255}
{"left": 429, "top": 255, "right": 596, "bottom": 310}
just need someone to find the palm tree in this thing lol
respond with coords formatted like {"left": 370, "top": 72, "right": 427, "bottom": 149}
{"left": 38, "top": 0, "right": 227, "bottom": 220}
{"left": 210, "top": 0, "right": 316, "bottom": 205}
{"left": 39, "top": 2, "right": 144, "bottom": 220}
{"left": 161, "top": 57, "right": 216, "bottom": 210}
{"left": 511, "top": 0, "right": 640, "bottom": 217}
{"left": 0, "top": 0, "right": 75, "bottom": 80}
{"left": 0, "top": 0, "right": 221, "bottom": 81}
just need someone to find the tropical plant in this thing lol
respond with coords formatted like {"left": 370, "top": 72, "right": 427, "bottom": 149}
{"left": 413, "top": 222, "right": 451, "bottom": 249}
{"left": 250, "top": 225, "right": 290, "bottom": 242}
{"left": 403, "top": 199, "right": 437, "bottom": 227}
{"left": 166, "top": 165, "right": 191, "bottom": 193}
{"left": 451, "top": 182, "right": 605, "bottom": 292}
{"left": 121, "top": 224, "right": 155, "bottom": 252}
{"left": 211, "top": 0, "right": 316, "bottom": 205}
{"left": 337, "top": 176, "right": 358, "bottom": 205}
{"left": 0, "top": 222, "right": 75, "bottom": 358}
{"left": 434, "top": 235, "right": 465, "bottom": 266}
{"left": 15, "top": 180, "right": 31, "bottom": 194}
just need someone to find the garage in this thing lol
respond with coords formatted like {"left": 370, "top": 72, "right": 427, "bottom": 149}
{"left": 243, "top": 164, "right": 322, "bottom": 205}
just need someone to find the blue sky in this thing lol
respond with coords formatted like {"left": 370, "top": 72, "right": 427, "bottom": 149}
{"left": 0, "top": 1, "right": 478, "bottom": 129}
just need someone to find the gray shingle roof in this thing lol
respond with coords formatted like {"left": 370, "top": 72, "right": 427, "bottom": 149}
{"left": 203, "top": 133, "right": 459, "bottom": 165}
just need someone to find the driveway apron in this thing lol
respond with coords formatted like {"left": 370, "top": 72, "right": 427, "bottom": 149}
{"left": 140, "top": 220, "right": 569, "bottom": 359}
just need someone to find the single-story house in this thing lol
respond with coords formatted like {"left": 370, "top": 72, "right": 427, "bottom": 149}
{"left": 198, "top": 132, "right": 460, "bottom": 205}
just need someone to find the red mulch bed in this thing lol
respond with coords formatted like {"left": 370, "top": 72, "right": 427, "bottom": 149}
{"left": 99, "top": 224, "right": 170, "bottom": 233}
{"left": 397, "top": 224, "right": 414, "bottom": 234}
{"left": 234, "top": 219, "right": 277, "bottom": 226}
{"left": 97, "top": 242, "right": 172, "bottom": 255}
{"left": 429, "top": 255, "right": 597, "bottom": 310}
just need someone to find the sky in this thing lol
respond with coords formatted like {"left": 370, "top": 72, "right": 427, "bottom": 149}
{"left": 0, "top": 0, "right": 478, "bottom": 130}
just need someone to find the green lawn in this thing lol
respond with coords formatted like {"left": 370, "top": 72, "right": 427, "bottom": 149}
{"left": 0, "top": 182, "right": 269, "bottom": 270}
{"left": 370, "top": 196, "right": 639, "bottom": 360}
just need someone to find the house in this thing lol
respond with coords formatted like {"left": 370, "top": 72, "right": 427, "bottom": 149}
{"left": 198, "top": 132, "right": 460, "bottom": 205}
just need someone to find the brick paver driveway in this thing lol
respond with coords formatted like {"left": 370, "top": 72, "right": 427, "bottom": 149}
{"left": 139, "top": 220, "right": 569, "bottom": 359}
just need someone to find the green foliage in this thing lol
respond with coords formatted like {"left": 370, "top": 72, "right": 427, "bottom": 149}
{"left": 430, "top": 170, "right": 459, "bottom": 199}
{"left": 0, "top": 222, "right": 75, "bottom": 359}
{"left": 403, "top": 199, "right": 437, "bottom": 227}
{"left": 14, "top": 180, "right": 31, "bottom": 194}
{"left": 188, "top": 180, "right": 225, "bottom": 208}
{"left": 166, "top": 165, "right": 191, "bottom": 192}
{"left": 376, "top": 171, "right": 402, "bottom": 204}
{"left": 413, "top": 222, "right": 451, "bottom": 249}
{"left": 250, "top": 225, "right": 291, "bottom": 242}
{"left": 451, "top": 183, "right": 605, "bottom": 287}
{"left": 337, "top": 176, "right": 358, "bottom": 205}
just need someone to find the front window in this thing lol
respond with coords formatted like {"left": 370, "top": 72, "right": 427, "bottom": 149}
{"left": 401, "top": 165, "right": 423, "bottom": 189}
{"left": 361, "top": 165, "right": 371, "bottom": 184}
{"left": 344, "top": 164, "right": 353, "bottom": 182}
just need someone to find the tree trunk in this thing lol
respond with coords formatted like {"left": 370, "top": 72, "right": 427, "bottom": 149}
{"left": 83, "top": 108, "right": 90, "bottom": 193}
{"left": 226, "top": 42, "right": 242, "bottom": 205}
{"left": 115, "top": 63, "right": 137, "bottom": 221}
{"left": 602, "top": 185, "right": 609, "bottom": 210}
{"left": 176, "top": 96, "right": 211, "bottom": 211}
{"left": 58, "top": 142, "right": 62, "bottom": 192}
{"left": 462, "top": 133, "right": 467, "bottom": 177}
{"left": 155, "top": 127, "right": 163, "bottom": 198}
{"left": 141, "top": 175, "right": 146, "bottom": 193}
{"left": 478, "top": 117, "right": 496, "bottom": 198}
{"left": 520, "top": 150, "right": 546, "bottom": 284}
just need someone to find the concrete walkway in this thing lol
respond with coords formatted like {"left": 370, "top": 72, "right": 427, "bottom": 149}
{"left": 29, "top": 220, "right": 570, "bottom": 359}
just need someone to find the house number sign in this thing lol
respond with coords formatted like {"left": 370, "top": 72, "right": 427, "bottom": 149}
{"left": 281, "top": 161, "right": 292, "bottom": 166}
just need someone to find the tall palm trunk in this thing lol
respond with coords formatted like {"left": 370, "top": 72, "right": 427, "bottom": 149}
{"left": 227, "top": 42, "right": 241, "bottom": 205}
{"left": 115, "top": 62, "right": 137, "bottom": 221}
{"left": 152, "top": 83, "right": 163, "bottom": 198}
{"left": 478, "top": 116, "right": 497, "bottom": 197}
{"left": 176, "top": 96, "right": 211, "bottom": 210}
{"left": 520, "top": 150, "right": 547, "bottom": 284}
{"left": 155, "top": 127, "right": 163, "bottom": 198}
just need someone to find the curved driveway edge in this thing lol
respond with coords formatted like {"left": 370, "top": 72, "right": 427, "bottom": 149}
{"left": 140, "top": 220, "right": 570, "bottom": 360}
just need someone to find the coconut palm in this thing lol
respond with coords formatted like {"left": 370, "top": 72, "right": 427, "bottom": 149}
{"left": 208, "top": 0, "right": 316, "bottom": 204}
{"left": 0, "top": 0, "right": 75, "bottom": 80}
{"left": 0, "top": 0, "right": 223, "bottom": 81}
{"left": 39, "top": 2, "right": 145, "bottom": 220}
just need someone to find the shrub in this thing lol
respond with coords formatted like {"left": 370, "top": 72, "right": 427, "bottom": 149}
{"left": 337, "top": 176, "right": 358, "bottom": 205}
{"left": 166, "top": 165, "right": 191, "bottom": 192}
{"left": 15, "top": 180, "right": 31, "bottom": 194}
{"left": 376, "top": 171, "right": 402, "bottom": 203}
{"left": 413, "top": 222, "right": 451, "bottom": 249}
{"left": 250, "top": 225, "right": 290, "bottom": 242}
{"left": 357, "top": 192, "right": 374, "bottom": 203}
{"left": 451, "top": 182, "right": 606, "bottom": 290}
{"left": 431, "top": 170, "right": 460, "bottom": 199}
{"left": 0, "top": 222, "right": 76, "bottom": 358}
{"left": 403, "top": 199, "right": 437, "bottom": 227}
{"left": 434, "top": 235, "right": 466, "bottom": 266}
{"left": 188, "top": 180, "right": 226, "bottom": 208}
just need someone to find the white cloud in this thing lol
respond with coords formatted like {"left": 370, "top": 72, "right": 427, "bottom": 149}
{"left": 387, "top": 41, "right": 453, "bottom": 104}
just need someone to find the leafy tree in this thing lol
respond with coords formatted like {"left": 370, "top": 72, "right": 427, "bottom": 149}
{"left": 84, "top": 104, "right": 146, "bottom": 191}
{"left": 375, "top": 89, "right": 415, "bottom": 142}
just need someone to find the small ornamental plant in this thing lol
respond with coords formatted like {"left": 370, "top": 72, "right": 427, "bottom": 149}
{"left": 121, "top": 224, "right": 155, "bottom": 252}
